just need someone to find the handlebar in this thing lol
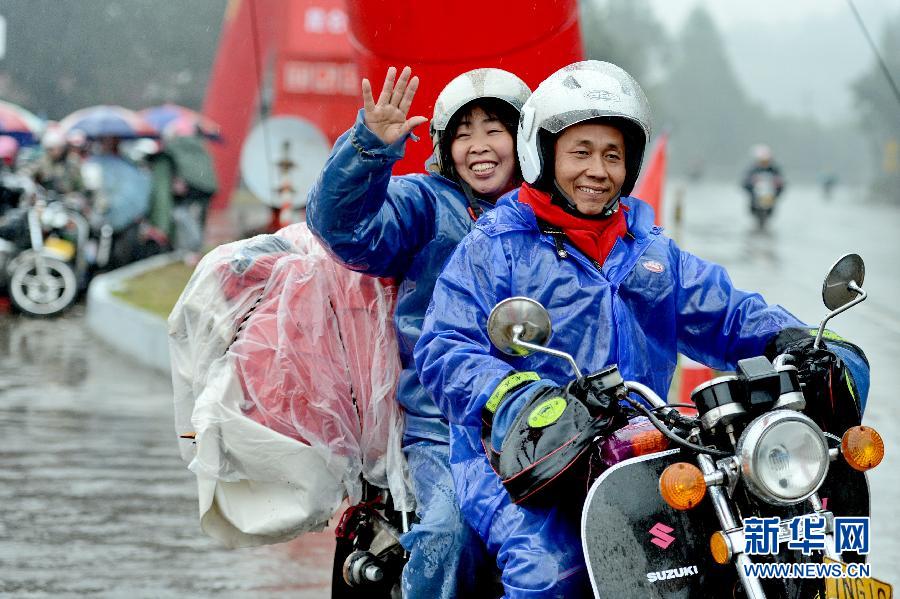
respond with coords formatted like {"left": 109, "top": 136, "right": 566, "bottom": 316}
{"left": 623, "top": 381, "right": 668, "bottom": 410}
{"left": 621, "top": 387, "right": 730, "bottom": 457}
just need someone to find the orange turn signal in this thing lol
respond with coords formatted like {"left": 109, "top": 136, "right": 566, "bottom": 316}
{"left": 841, "top": 426, "right": 884, "bottom": 471}
{"left": 710, "top": 531, "right": 732, "bottom": 565}
{"left": 630, "top": 429, "right": 669, "bottom": 457}
{"left": 659, "top": 462, "right": 707, "bottom": 510}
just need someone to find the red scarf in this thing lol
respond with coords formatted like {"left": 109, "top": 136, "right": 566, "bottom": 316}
{"left": 518, "top": 183, "right": 628, "bottom": 265}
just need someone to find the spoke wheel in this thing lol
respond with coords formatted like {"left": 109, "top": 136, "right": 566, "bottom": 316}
{"left": 8, "top": 254, "right": 78, "bottom": 317}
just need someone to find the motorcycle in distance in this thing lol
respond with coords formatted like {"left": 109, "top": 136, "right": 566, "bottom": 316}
{"left": 0, "top": 184, "right": 114, "bottom": 317}
{"left": 743, "top": 169, "right": 783, "bottom": 231}
{"left": 485, "top": 254, "right": 892, "bottom": 599}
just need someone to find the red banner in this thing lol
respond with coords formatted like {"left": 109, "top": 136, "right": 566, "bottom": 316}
{"left": 632, "top": 133, "right": 669, "bottom": 226}
{"left": 203, "top": 0, "right": 586, "bottom": 207}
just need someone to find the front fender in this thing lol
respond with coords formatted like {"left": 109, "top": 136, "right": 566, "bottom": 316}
{"left": 583, "top": 449, "right": 728, "bottom": 598}
{"left": 582, "top": 448, "right": 871, "bottom": 598}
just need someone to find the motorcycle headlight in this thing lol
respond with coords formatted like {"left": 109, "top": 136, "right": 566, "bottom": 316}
{"left": 737, "top": 411, "right": 829, "bottom": 506}
{"left": 41, "top": 204, "right": 69, "bottom": 229}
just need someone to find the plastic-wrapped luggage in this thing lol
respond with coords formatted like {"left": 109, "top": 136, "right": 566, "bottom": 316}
{"left": 169, "top": 223, "right": 412, "bottom": 548}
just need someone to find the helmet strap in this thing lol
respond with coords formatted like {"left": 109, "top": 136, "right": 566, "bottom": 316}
{"left": 459, "top": 180, "right": 495, "bottom": 220}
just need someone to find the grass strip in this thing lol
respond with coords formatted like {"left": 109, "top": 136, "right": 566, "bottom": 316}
{"left": 111, "top": 261, "right": 195, "bottom": 319}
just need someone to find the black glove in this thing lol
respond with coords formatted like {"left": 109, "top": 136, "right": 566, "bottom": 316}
{"left": 483, "top": 366, "right": 627, "bottom": 504}
{"left": 765, "top": 327, "right": 866, "bottom": 433}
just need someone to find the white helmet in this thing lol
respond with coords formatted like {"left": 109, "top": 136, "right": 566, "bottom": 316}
{"left": 430, "top": 68, "right": 531, "bottom": 173}
{"left": 517, "top": 60, "right": 652, "bottom": 197}
{"left": 752, "top": 144, "right": 772, "bottom": 163}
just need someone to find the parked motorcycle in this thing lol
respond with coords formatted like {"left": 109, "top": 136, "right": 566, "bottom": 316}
{"left": 0, "top": 183, "right": 108, "bottom": 317}
{"left": 485, "top": 254, "right": 891, "bottom": 598}
{"left": 0, "top": 175, "right": 168, "bottom": 317}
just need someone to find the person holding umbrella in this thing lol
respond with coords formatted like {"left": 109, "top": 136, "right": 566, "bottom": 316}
{"left": 61, "top": 105, "right": 159, "bottom": 267}
{"left": 30, "top": 127, "right": 84, "bottom": 195}
{"left": 140, "top": 105, "right": 219, "bottom": 254}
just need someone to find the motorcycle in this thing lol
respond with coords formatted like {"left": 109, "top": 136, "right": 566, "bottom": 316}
{"left": 0, "top": 174, "right": 171, "bottom": 318}
{"left": 0, "top": 182, "right": 112, "bottom": 317}
{"left": 744, "top": 169, "right": 783, "bottom": 231}
{"left": 484, "top": 254, "right": 891, "bottom": 598}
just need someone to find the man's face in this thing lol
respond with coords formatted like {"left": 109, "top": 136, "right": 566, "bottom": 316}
{"left": 554, "top": 122, "right": 626, "bottom": 216}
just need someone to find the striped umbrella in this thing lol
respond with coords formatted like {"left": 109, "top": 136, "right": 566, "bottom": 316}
{"left": 59, "top": 105, "right": 158, "bottom": 139}
{"left": 0, "top": 100, "right": 45, "bottom": 144}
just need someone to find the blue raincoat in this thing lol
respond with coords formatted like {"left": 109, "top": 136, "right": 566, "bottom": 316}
{"left": 305, "top": 109, "right": 491, "bottom": 598}
{"left": 306, "top": 110, "right": 495, "bottom": 446}
{"left": 414, "top": 189, "right": 868, "bottom": 597}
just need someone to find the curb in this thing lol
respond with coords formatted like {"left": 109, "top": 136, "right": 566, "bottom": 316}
{"left": 85, "top": 253, "right": 179, "bottom": 375}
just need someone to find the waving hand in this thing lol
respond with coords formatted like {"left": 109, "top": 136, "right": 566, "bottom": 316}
{"left": 362, "top": 66, "right": 428, "bottom": 145}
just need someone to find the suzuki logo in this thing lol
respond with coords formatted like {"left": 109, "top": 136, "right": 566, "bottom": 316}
{"left": 649, "top": 522, "right": 676, "bottom": 549}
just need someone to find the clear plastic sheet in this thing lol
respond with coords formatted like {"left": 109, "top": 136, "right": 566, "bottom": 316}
{"left": 170, "top": 223, "right": 413, "bottom": 546}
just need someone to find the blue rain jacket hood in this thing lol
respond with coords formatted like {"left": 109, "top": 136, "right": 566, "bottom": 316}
{"left": 414, "top": 189, "right": 817, "bottom": 538}
{"left": 306, "top": 109, "right": 495, "bottom": 445}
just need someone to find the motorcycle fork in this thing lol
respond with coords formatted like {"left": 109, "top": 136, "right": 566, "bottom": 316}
{"left": 26, "top": 209, "right": 50, "bottom": 277}
{"left": 696, "top": 453, "right": 768, "bottom": 599}
{"left": 96, "top": 225, "right": 114, "bottom": 269}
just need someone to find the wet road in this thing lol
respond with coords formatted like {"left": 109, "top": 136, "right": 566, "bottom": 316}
{"left": 0, "top": 180, "right": 898, "bottom": 595}
{"left": 0, "top": 306, "right": 334, "bottom": 598}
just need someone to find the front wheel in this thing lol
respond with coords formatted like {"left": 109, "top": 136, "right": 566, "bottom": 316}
{"left": 755, "top": 210, "right": 768, "bottom": 230}
{"left": 8, "top": 253, "right": 78, "bottom": 317}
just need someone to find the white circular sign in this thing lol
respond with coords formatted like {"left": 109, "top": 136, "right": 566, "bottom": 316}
{"left": 239, "top": 115, "right": 331, "bottom": 208}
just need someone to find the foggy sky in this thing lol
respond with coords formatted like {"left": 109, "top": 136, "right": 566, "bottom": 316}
{"left": 648, "top": 0, "right": 896, "bottom": 123}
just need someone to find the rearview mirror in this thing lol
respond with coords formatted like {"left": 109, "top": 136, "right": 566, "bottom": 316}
{"left": 813, "top": 253, "right": 867, "bottom": 349}
{"left": 822, "top": 253, "right": 865, "bottom": 311}
{"left": 486, "top": 296, "right": 552, "bottom": 356}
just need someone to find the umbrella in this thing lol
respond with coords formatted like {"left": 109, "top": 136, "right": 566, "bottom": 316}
{"left": 84, "top": 154, "right": 152, "bottom": 231}
{"left": 59, "top": 105, "right": 158, "bottom": 140}
{"left": 0, "top": 100, "right": 45, "bottom": 144}
{"left": 140, "top": 104, "right": 221, "bottom": 140}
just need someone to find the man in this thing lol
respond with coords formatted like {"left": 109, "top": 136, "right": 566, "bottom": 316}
{"left": 415, "top": 61, "right": 869, "bottom": 597}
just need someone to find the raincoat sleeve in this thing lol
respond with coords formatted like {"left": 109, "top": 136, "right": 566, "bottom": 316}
{"left": 415, "top": 232, "right": 547, "bottom": 428}
{"left": 672, "top": 244, "right": 806, "bottom": 370}
{"left": 306, "top": 109, "right": 434, "bottom": 278}
{"left": 829, "top": 344, "right": 869, "bottom": 408}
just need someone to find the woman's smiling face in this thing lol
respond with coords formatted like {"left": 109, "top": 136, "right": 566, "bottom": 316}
{"left": 450, "top": 105, "right": 517, "bottom": 201}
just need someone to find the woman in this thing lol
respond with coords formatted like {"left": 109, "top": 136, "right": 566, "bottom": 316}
{"left": 306, "top": 65, "right": 530, "bottom": 598}
{"left": 414, "top": 60, "right": 870, "bottom": 597}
